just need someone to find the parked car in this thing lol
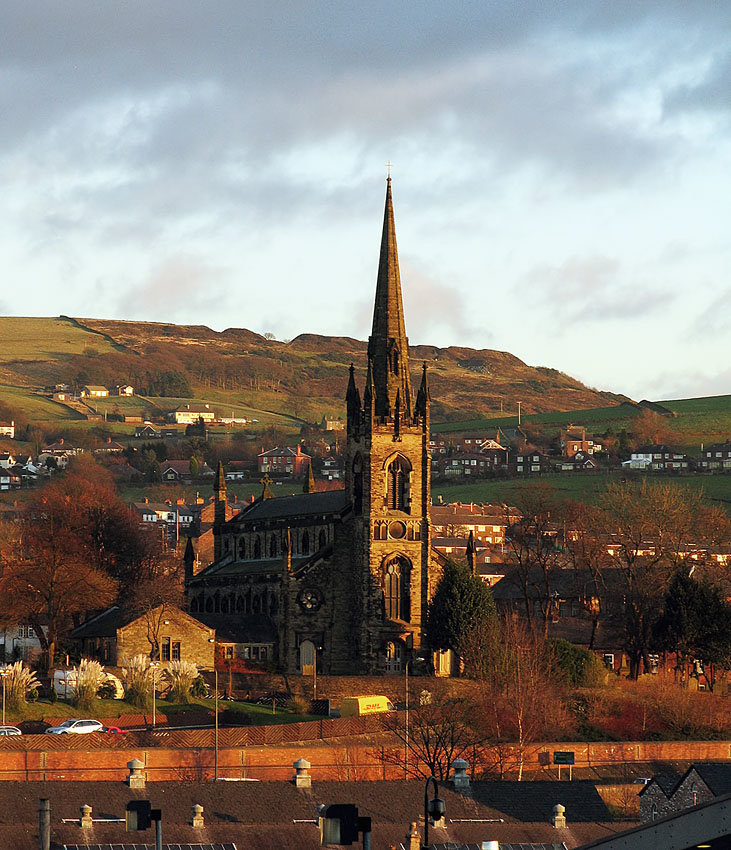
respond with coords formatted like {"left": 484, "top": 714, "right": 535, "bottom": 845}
{"left": 101, "top": 725, "right": 129, "bottom": 734}
{"left": 0, "top": 726, "right": 22, "bottom": 736}
{"left": 44, "top": 719, "right": 104, "bottom": 735}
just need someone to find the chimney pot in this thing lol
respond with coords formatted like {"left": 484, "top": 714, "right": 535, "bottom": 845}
{"left": 293, "top": 757, "right": 311, "bottom": 788}
{"left": 553, "top": 803, "right": 566, "bottom": 828}
{"left": 126, "top": 758, "right": 146, "bottom": 788}
{"left": 451, "top": 758, "right": 470, "bottom": 790}
{"left": 406, "top": 820, "right": 421, "bottom": 850}
{"left": 80, "top": 804, "right": 92, "bottom": 828}
{"left": 191, "top": 803, "right": 204, "bottom": 827}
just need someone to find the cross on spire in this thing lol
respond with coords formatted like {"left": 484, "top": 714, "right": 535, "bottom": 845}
{"left": 385, "top": 160, "right": 393, "bottom": 179}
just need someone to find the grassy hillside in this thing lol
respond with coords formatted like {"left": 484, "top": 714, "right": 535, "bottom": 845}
{"left": 0, "top": 316, "right": 629, "bottom": 430}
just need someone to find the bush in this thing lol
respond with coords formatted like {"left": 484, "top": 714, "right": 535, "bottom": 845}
{"left": 164, "top": 660, "right": 199, "bottom": 704}
{"left": 2, "top": 662, "right": 41, "bottom": 712}
{"left": 48, "top": 684, "right": 58, "bottom": 704}
{"left": 72, "top": 659, "right": 106, "bottom": 711}
{"left": 549, "top": 639, "right": 607, "bottom": 688}
{"left": 121, "top": 655, "right": 153, "bottom": 709}
{"left": 191, "top": 675, "right": 208, "bottom": 699}
{"left": 286, "top": 696, "right": 309, "bottom": 714}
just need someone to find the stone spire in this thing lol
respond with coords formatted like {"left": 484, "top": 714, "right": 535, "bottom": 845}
{"left": 303, "top": 461, "right": 316, "bottom": 494}
{"left": 466, "top": 530, "right": 476, "bottom": 576}
{"left": 415, "top": 361, "right": 430, "bottom": 423}
{"left": 213, "top": 461, "right": 227, "bottom": 561}
{"left": 367, "top": 178, "right": 412, "bottom": 420}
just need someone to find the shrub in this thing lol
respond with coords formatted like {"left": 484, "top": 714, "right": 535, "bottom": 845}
{"left": 549, "top": 639, "right": 607, "bottom": 688}
{"left": 286, "top": 695, "right": 309, "bottom": 714}
{"left": 48, "top": 684, "right": 58, "bottom": 704}
{"left": 121, "top": 655, "right": 153, "bottom": 709}
{"left": 164, "top": 660, "right": 199, "bottom": 704}
{"left": 72, "top": 659, "right": 106, "bottom": 711}
{"left": 2, "top": 662, "right": 41, "bottom": 712}
{"left": 191, "top": 675, "right": 208, "bottom": 699}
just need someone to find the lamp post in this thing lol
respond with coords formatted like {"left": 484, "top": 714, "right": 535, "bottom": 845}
{"left": 214, "top": 665, "right": 219, "bottom": 780}
{"left": 150, "top": 662, "right": 160, "bottom": 729}
{"left": 404, "top": 657, "right": 409, "bottom": 777}
{"left": 422, "top": 776, "right": 446, "bottom": 850}
{"left": 0, "top": 667, "right": 8, "bottom": 726}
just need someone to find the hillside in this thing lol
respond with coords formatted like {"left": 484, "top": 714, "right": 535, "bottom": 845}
{"left": 0, "top": 316, "right": 628, "bottom": 426}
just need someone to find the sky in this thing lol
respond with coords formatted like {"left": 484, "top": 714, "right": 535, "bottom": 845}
{"left": 1, "top": 2, "right": 729, "bottom": 402}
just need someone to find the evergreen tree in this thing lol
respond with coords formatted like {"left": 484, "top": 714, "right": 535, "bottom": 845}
{"left": 653, "top": 571, "right": 731, "bottom": 690}
{"left": 427, "top": 559, "right": 498, "bottom": 676}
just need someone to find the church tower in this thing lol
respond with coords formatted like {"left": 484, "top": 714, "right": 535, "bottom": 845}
{"left": 346, "top": 177, "right": 432, "bottom": 673}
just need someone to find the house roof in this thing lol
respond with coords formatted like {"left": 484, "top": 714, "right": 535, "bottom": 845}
{"left": 258, "top": 446, "right": 311, "bottom": 459}
{"left": 193, "top": 613, "right": 277, "bottom": 644}
{"left": 690, "top": 763, "right": 731, "bottom": 796}
{"left": 82, "top": 385, "right": 108, "bottom": 392}
{"left": 162, "top": 460, "right": 214, "bottom": 475}
{"left": 0, "top": 779, "right": 618, "bottom": 850}
{"left": 228, "top": 489, "right": 350, "bottom": 524}
{"left": 71, "top": 604, "right": 208, "bottom": 641}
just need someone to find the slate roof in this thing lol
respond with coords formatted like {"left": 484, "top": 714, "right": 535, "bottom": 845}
{"left": 691, "top": 763, "right": 731, "bottom": 796}
{"left": 70, "top": 606, "right": 126, "bottom": 639}
{"left": 227, "top": 489, "right": 350, "bottom": 524}
{"left": 193, "top": 613, "right": 277, "bottom": 644}
{"left": 0, "top": 780, "right": 624, "bottom": 850}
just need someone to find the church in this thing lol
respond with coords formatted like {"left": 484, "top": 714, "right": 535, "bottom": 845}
{"left": 186, "top": 179, "right": 446, "bottom": 675}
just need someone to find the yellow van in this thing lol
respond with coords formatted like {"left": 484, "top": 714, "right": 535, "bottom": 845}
{"left": 339, "top": 695, "right": 395, "bottom": 717}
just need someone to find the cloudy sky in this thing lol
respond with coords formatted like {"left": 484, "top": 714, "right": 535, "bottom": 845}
{"left": 1, "top": 2, "right": 729, "bottom": 401}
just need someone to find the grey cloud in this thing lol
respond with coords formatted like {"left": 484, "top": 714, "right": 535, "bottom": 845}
{"left": 522, "top": 256, "right": 672, "bottom": 322}
{"left": 402, "top": 265, "right": 488, "bottom": 346}
{"left": 115, "top": 255, "right": 231, "bottom": 322}
{"left": 692, "top": 290, "right": 731, "bottom": 337}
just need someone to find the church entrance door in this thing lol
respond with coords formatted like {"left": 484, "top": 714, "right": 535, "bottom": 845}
{"left": 300, "top": 640, "right": 316, "bottom": 675}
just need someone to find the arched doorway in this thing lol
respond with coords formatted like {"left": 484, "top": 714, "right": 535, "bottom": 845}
{"left": 300, "top": 640, "right": 316, "bottom": 675}
{"left": 384, "top": 641, "right": 402, "bottom": 674}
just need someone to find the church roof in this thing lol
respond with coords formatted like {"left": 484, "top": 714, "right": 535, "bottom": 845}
{"left": 228, "top": 489, "right": 350, "bottom": 524}
{"left": 194, "top": 613, "right": 277, "bottom": 644}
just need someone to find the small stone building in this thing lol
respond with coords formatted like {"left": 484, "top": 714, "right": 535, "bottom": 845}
{"left": 639, "top": 763, "right": 731, "bottom": 822}
{"left": 71, "top": 604, "right": 215, "bottom": 669}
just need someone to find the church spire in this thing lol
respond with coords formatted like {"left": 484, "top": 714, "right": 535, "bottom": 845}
{"left": 367, "top": 178, "right": 412, "bottom": 420}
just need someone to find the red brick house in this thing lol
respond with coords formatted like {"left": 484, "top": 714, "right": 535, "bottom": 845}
{"left": 257, "top": 445, "right": 311, "bottom": 477}
{"left": 699, "top": 440, "right": 731, "bottom": 471}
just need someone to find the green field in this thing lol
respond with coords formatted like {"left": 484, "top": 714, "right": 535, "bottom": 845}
{"left": 0, "top": 385, "right": 85, "bottom": 421}
{"left": 433, "top": 472, "right": 731, "bottom": 512}
{"left": 0, "top": 316, "right": 118, "bottom": 363}
{"left": 434, "top": 404, "right": 639, "bottom": 435}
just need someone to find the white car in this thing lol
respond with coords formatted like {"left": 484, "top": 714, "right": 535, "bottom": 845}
{"left": 44, "top": 719, "right": 104, "bottom": 735}
{"left": 0, "top": 726, "right": 22, "bottom": 736}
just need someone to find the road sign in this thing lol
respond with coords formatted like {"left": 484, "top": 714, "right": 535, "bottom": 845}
{"left": 553, "top": 751, "right": 575, "bottom": 765}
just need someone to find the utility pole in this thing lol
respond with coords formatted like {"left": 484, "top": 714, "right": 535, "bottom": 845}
{"left": 517, "top": 402, "right": 522, "bottom": 425}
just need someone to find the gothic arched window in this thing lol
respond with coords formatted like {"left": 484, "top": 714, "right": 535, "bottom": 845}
{"left": 318, "top": 529, "right": 327, "bottom": 549}
{"left": 384, "top": 557, "right": 411, "bottom": 621}
{"left": 269, "top": 535, "right": 278, "bottom": 558}
{"left": 253, "top": 536, "right": 261, "bottom": 559}
{"left": 238, "top": 537, "right": 246, "bottom": 559}
{"left": 301, "top": 530, "right": 310, "bottom": 555}
{"left": 205, "top": 596, "right": 214, "bottom": 613}
{"left": 387, "top": 456, "right": 410, "bottom": 512}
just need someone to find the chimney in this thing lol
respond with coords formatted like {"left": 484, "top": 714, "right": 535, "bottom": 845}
{"left": 126, "top": 758, "right": 146, "bottom": 789}
{"left": 80, "top": 804, "right": 92, "bottom": 829}
{"left": 553, "top": 803, "right": 566, "bottom": 828}
{"left": 39, "top": 799, "right": 50, "bottom": 850}
{"left": 405, "top": 821, "right": 421, "bottom": 850}
{"left": 292, "top": 757, "right": 311, "bottom": 788}
{"left": 451, "top": 758, "right": 470, "bottom": 790}
{"left": 191, "top": 804, "right": 204, "bottom": 827}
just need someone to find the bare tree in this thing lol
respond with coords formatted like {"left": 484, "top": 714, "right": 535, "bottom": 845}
{"left": 378, "top": 693, "right": 485, "bottom": 780}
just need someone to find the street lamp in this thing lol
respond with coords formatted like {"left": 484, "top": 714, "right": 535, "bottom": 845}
{"left": 0, "top": 667, "right": 9, "bottom": 726}
{"left": 150, "top": 662, "right": 160, "bottom": 729}
{"left": 422, "top": 776, "right": 446, "bottom": 850}
{"left": 200, "top": 652, "right": 218, "bottom": 781}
